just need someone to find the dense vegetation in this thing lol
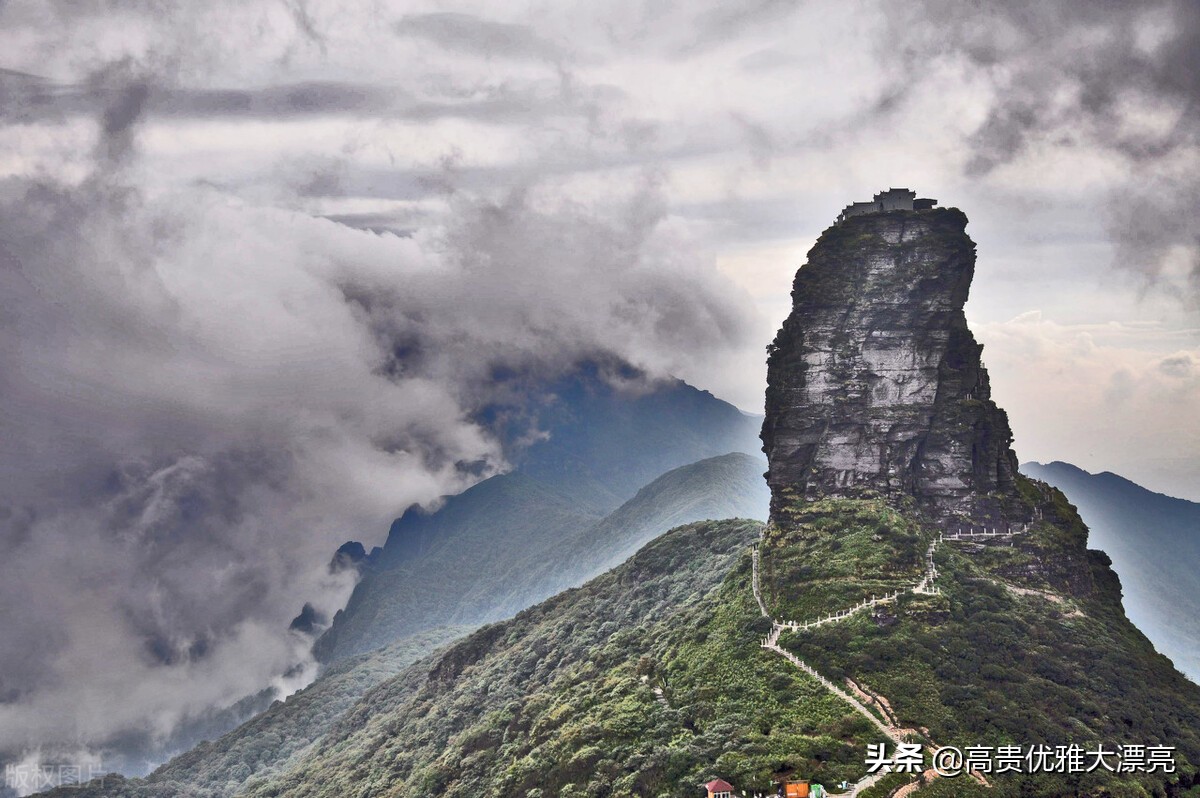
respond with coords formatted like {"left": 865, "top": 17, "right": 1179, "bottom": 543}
{"left": 317, "top": 373, "right": 763, "bottom": 662}
{"left": 766, "top": 483, "right": 1200, "bottom": 797}
{"left": 759, "top": 495, "right": 928, "bottom": 622}
{"left": 317, "top": 452, "right": 767, "bottom": 663}
{"left": 237, "top": 519, "right": 894, "bottom": 797}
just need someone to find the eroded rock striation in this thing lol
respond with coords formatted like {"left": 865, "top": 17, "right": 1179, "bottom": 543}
{"left": 761, "top": 204, "right": 1023, "bottom": 524}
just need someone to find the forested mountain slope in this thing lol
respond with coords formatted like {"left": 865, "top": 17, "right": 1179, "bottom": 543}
{"left": 1021, "top": 461, "right": 1200, "bottom": 682}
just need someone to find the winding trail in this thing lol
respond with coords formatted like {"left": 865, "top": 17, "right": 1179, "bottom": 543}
{"left": 752, "top": 522, "right": 1029, "bottom": 796}
{"left": 753, "top": 547, "right": 901, "bottom": 796}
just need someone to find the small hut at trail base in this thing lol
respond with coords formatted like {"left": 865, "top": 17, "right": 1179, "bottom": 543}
{"left": 705, "top": 778, "right": 735, "bottom": 798}
{"left": 783, "top": 781, "right": 809, "bottom": 798}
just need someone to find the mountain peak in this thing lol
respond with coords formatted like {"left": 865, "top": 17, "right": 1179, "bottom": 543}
{"left": 761, "top": 203, "right": 1023, "bottom": 526}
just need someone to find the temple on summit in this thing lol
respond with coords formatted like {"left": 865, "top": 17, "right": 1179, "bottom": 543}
{"left": 836, "top": 188, "right": 937, "bottom": 224}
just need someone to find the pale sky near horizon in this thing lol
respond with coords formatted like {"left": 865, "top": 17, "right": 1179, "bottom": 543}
{"left": 1, "top": 0, "right": 1197, "bottom": 779}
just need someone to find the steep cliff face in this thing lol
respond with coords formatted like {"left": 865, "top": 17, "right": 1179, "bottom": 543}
{"left": 762, "top": 206, "right": 1022, "bottom": 524}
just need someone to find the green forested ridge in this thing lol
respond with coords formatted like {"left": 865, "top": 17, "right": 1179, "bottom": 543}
{"left": 517, "top": 452, "right": 770, "bottom": 608}
{"left": 763, "top": 481, "right": 1200, "bottom": 797}
{"left": 249, "top": 479, "right": 1200, "bottom": 798}
{"left": 313, "top": 472, "right": 605, "bottom": 662}
{"left": 315, "top": 371, "right": 763, "bottom": 664}
{"left": 317, "top": 451, "right": 767, "bottom": 662}
{"left": 237, "top": 518, "right": 893, "bottom": 797}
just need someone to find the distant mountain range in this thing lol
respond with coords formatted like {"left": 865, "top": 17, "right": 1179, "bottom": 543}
{"left": 1021, "top": 460, "right": 1200, "bottom": 682}
{"left": 314, "top": 369, "right": 767, "bottom": 662}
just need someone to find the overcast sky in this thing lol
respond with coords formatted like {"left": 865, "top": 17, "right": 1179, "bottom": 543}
{"left": 1, "top": 0, "right": 1198, "bottom": 785}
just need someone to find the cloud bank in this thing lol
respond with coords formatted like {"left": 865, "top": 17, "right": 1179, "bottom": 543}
{"left": 881, "top": 0, "right": 1200, "bottom": 305}
{"left": 0, "top": 30, "right": 757, "bottom": 776}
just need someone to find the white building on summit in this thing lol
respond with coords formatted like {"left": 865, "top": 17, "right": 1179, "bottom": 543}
{"left": 837, "top": 188, "right": 937, "bottom": 224}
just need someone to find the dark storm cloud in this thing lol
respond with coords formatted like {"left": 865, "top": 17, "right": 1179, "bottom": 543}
{"left": 880, "top": 0, "right": 1200, "bottom": 303}
{"left": 1159, "top": 351, "right": 1197, "bottom": 378}
{"left": 956, "top": 4, "right": 1197, "bottom": 172}
{"left": 879, "top": 0, "right": 1200, "bottom": 165}
{"left": 87, "top": 62, "right": 152, "bottom": 166}
{"left": 0, "top": 76, "right": 615, "bottom": 125}
{"left": 393, "top": 12, "right": 566, "bottom": 62}
{"left": 1104, "top": 174, "right": 1200, "bottom": 305}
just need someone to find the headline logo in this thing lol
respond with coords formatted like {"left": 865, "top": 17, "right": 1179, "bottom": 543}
{"left": 866, "top": 742, "right": 1176, "bottom": 777}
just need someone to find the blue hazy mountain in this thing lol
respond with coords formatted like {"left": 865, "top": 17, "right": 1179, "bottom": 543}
{"left": 314, "top": 367, "right": 766, "bottom": 661}
{"left": 1021, "top": 461, "right": 1200, "bottom": 682}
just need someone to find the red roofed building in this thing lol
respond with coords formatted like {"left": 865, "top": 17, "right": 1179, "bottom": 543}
{"left": 705, "top": 778, "right": 735, "bottom": 798}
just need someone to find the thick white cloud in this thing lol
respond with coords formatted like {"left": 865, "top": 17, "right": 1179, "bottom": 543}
{"left": 0, "top": 140, "right": 758, "bottom": 772}
{"left": 978, "top": 312, "right": 1200, "bottom": 501}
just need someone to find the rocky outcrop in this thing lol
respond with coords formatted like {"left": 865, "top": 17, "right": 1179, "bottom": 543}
{"left": 761, "top": 205, "right": 1023, "bottom": 524}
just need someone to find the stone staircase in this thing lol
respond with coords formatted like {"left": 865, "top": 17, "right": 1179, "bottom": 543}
{"left": 750, "top": 518, "right": 1033, "bottom": 796}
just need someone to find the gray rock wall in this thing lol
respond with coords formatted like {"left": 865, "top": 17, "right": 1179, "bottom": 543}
{"left": 761, "top": 207, "right": 1022, "bottom": 524}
